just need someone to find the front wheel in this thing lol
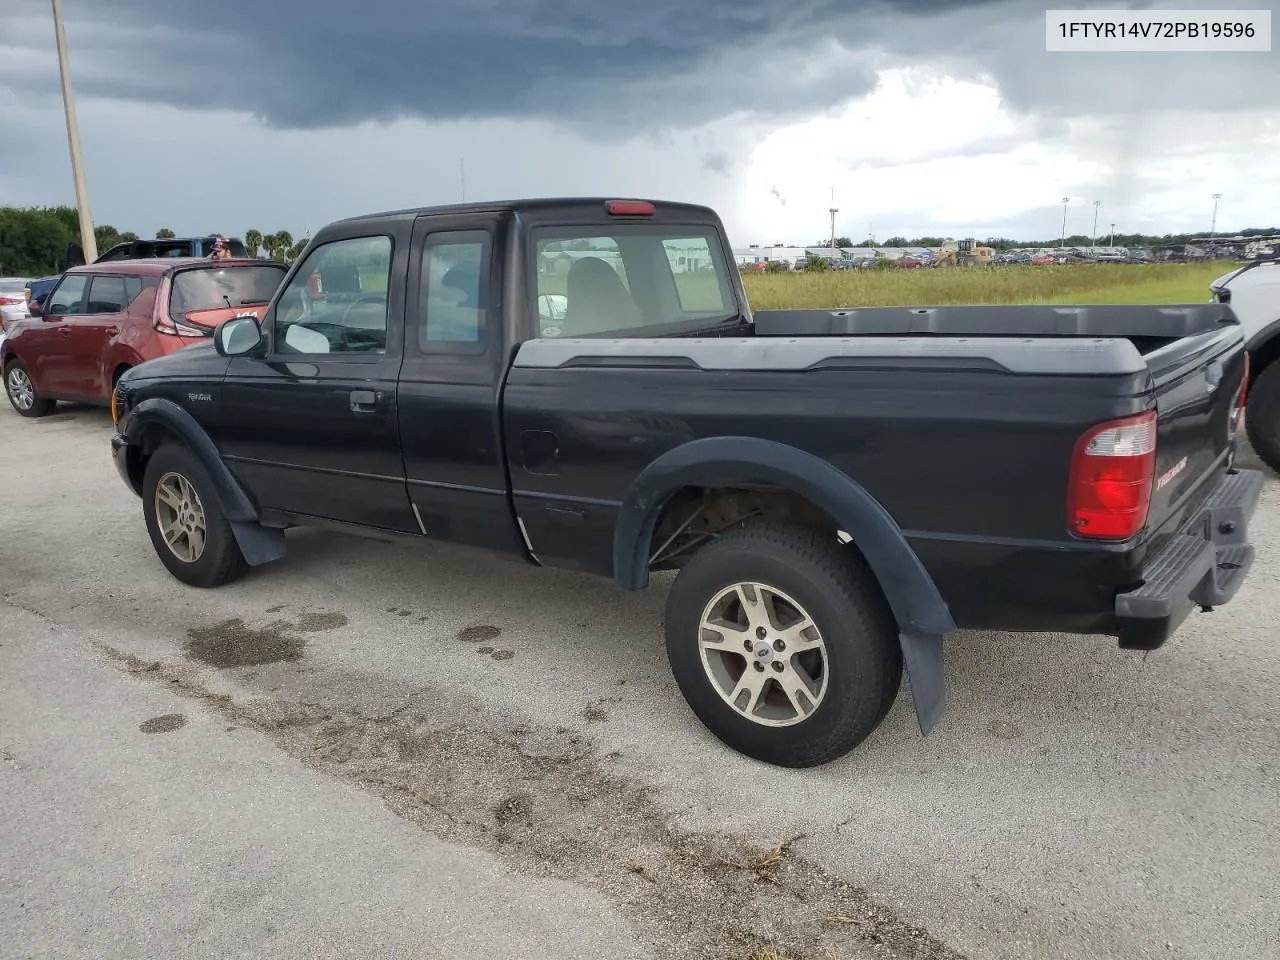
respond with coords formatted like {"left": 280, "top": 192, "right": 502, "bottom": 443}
{"left": 1244, "top": 359, "right": 1280, "bottom": 475}
{"left": 664, "top": 522, "right": 902, "bottom": 768}
{"left": 5, "top": 359, "right": 55, "bottom": 417}
{"left": 142, "top": 443, "right": 248, "bottom": 588}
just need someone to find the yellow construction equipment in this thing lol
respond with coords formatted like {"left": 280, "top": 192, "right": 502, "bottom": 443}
{"left": 935, "top": 238, "right": 994, "bottom": 267}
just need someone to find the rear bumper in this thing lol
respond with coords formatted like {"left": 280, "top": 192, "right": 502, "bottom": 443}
{"left": 1114, "top": 468, "right": 1264, "bottom": 650}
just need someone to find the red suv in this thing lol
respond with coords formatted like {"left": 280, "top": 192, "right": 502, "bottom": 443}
{"left": 2, "top": 257, "right": 286, "bottom": 418}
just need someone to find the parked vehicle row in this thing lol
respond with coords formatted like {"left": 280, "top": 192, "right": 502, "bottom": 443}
{"left": 94, "top": 197, "right": 1262, "bottom": 769}
{"left": 1, "top": 257, "right": 285, "bottom": 416}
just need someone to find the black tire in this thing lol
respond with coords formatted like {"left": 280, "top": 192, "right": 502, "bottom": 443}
{"left": 4, "top": 358, "right": 56, "bottom": 417}
{"left": 142, "top": 443, "right": 247, "bottom": 588}
{"left": 664, "top": 522, "right": 903, "bottom": 768}
{"left": 1245, "top": 359, "right": 1280, "bottom": 475}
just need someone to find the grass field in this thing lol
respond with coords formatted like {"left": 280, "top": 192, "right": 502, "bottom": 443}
{"left": 740, "top": 261, "right": 1238, "bottom": 310}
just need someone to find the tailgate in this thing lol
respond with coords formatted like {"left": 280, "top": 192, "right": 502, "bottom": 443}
{"left": 1144, "top": 325, "right": 1247, "bottom": 533}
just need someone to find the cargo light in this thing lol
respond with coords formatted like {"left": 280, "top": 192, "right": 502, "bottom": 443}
{"left": 1067, "top": 410, "right": 1158, "bottom": 540}
{"left": 606, "top": 200, "right": 655, "bottom": 217}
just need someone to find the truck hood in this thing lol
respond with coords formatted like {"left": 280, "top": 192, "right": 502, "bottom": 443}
{"left": 121, "top": 338, "right": 226, "bottom": 383}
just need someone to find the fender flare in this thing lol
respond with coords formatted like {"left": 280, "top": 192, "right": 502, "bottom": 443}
{"left": 121, "top": 397, "right": 286, "bottom": 566}
{"left": 1246, "top": 319, "right": 1280, "bottom": 376}
{"left": 612, "top": 436, "right": 956, "bottom": 639}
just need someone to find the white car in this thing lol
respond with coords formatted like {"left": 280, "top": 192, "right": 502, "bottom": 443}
{"left": 1210, "top": 258, "right": 1280, "bottom": 472}
{"left": 0, "top": 277, "right": 32, "bottom": 331}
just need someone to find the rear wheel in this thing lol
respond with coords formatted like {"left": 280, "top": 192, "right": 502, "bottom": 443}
{"left": 664, "top": 522, "right": 902, "bottom": 768}
{"left": 142, "top": 443, "right": 247, "bottom": 588}
{"left": 1245, "top": 359, "right": 1280, "bottom": 474}
{"left": 4, "top": 359, "right": 55, "bottom": 417}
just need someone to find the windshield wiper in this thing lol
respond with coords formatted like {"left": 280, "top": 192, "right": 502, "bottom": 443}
{"left": 238, "top": 298, "right": 270, "bottom": 305}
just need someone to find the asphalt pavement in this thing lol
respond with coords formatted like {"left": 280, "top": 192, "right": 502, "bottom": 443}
{"left": 1, "top": 404, "right": 1277, "bottom": 960}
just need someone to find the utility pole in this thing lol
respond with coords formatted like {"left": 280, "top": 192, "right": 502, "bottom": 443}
{"left": 1210, "top": 193, "right": 1222, "bottom": 237}
{"left": 1109, "top": 222, "right": 1116, "bottom": 246}
{"left": 1092, "top": 200, "right": 1101, "bottom": 249}
{"left": 51, "top": 0, "right": 96, "bottom": 262}
{"left": 1060, "top": 197, "right": 1070, "bottom": 249}
{"left": 828, "top": 187, "right": 838, "bottom": 257}
{"left": 460, "top": 158, "right": 466, "bottom": 202}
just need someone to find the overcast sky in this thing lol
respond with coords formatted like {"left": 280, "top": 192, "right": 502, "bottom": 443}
{"left": 0, "top": 0, "right": 1276, "bottom": 245}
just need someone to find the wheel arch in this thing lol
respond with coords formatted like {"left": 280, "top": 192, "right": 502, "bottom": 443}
{"left": 1246, "top": 320, "right": 1280, "bottom": 386}
{"left": 122, "top": 397, "right": 286, "bottom": 566}
{"left": 612, "top": 436, "right": 956, "bottom": 639}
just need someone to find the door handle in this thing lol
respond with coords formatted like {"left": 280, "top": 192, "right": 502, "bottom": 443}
{"left": 57, "top": 326, "right": 70, "bottom": 335}
{"left": 349, "top": 389, "right": 377, "bottom": 413}
{"left": 105, "top": 326, "right": 119, "bottom": 336}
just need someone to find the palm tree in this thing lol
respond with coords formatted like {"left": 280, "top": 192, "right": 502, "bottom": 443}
{"left": 243, "top": 228, "right": 263, "bottom": 258}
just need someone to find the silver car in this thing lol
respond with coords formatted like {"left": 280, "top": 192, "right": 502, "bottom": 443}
{"left": 0, "top": 277, "right": 32, "bottom": 331}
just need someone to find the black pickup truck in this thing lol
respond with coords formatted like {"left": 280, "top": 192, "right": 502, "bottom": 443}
{"left": 108, "top": 198, "right": 1263, "bottom": 767}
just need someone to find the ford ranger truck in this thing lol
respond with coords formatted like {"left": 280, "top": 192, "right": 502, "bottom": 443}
{"left": 107, "top": 197, "right": 1264, "bottom": 768}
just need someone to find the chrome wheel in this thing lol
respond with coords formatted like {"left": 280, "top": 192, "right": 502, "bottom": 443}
{"left": 154, "top": 471, "right": 207, "bottom": 564}
{"left": 7, "top": 367, "right": 34, "bottom": 411}
{"left": 697, "top": 581, "right": 829, "bottom": 727}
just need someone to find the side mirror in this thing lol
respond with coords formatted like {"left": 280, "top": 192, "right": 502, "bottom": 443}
{"left": 214, "top": 315, "right": 263, "bottom": 357}
{"left": 27, "top": 301, "right": 41, "bottom": 316}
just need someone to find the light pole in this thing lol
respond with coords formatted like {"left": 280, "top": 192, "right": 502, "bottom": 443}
{"left": 828, "top": 187, "right": 838, "bottom": 256}
{"left": 1092, "top": 200, "right": 1101, "bottom": 249}
{"left": 1061, "top": 197, "right": 1070, "bottom": 249}
{"left": 1210, "top": 193, "right": 1222, "bottom": 237}
{"left": 51, "top": 0, "right": 96, "bottom": 262}
{"left": 1109, "top": 222, "right": 1116, "bottom": 246}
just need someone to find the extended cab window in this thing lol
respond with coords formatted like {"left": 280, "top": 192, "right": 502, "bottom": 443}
{"left": 273, "top": 235, "right": 392, "bottom": 355}
{"left": 85, "top": 275, "right": 126, "bottom": 313}
{"left": 532, "top": 225, "right": 736, "bottom": 338}
{"left": 419, "top": 231, "right": 489, "bottom": 352}
{"left": 46, "top": 274, "right": 88, "bottom": 315}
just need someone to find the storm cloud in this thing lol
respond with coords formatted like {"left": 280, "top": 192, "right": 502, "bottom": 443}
{"left": 2, "top": 0, "right": 1272, "bottom": 136}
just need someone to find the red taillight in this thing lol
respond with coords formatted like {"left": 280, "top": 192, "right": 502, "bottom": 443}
{"left": 1067, "top": 410, "right": 1158, "bottom": 540}
{"left": 0, "top": 295, "right": 23, "bottom": 305}
{"left": 605, "top": 200, "right": 655, "bottom": 216}
{"left": 1231, "top": 352, "right": 1250, "bottom": 432}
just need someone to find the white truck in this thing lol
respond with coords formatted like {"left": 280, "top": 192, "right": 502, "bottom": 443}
{"left": 1212, "top": 258, "right": 1280, "bottom": 472}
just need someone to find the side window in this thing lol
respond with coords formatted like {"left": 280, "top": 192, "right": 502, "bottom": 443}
{"left": 124, "top": 276, "right": 143, "bottom": 306}
{"left": 85, "top": 275, "right": 126, "bottom": 314}
{"left": 662, "top": 237, "right": 731, "bottom": 313}
{"left": 46, "top": 274, "right": 89, "bottom": 315}
{"left": 419, "top": 231, "right": 489, "bottom": 352}
{"left": 273, "top": 235, "right": 392, "bottom": 356}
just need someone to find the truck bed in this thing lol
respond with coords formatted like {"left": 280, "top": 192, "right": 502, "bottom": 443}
{"left": 751, "top": 303, "right": 1231, "bottom": 357}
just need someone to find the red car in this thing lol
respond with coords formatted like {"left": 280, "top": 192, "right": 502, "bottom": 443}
{"left": 2, "top": 257, "right": 285, "bottom": 417}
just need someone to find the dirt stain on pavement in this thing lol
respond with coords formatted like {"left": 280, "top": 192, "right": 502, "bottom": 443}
{"left": 489, "top": 650, "right": 515, "bottom": 661}
{"left": 138, "top": 713, "right": 186, "bottom": 734}
{"left": 295, "top": 612, "right": 349, "bottom": 633}
{"left": 184, "top": 619, "right": 305, "bottom": 668}
{"left": 457, "top": 624, "right": 502, "bottom": 644}
{"left": 101, "top": 645, "right": 968, "bottom": 960}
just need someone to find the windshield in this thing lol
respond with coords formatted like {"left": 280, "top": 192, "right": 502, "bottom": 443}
{"left": 169, "top": 264, "right": 286, "bottom": 321}
{"left": 530, "top": 223, "right": 738, "bottom": 338}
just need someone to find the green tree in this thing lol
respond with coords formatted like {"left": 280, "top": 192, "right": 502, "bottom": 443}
{"left": 155, "top": 227, "right": 175, "bottom": 239}
{"left": 243, "top": 228, "right": 263, "bottom": 258}
{"left": 884, "top": 236, "right": 909, "bottom": 247}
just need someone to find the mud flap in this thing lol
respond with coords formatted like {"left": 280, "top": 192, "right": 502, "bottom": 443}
{"left": 230, "top": 521, "right": 288, "bottom": 567}
{"left": 899, "top": 631, "right": 945, "bottom": 735}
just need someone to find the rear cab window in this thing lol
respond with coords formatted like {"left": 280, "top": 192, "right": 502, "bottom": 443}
{"left": 529, "top": 222, "right": 738, "bottom": 339}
